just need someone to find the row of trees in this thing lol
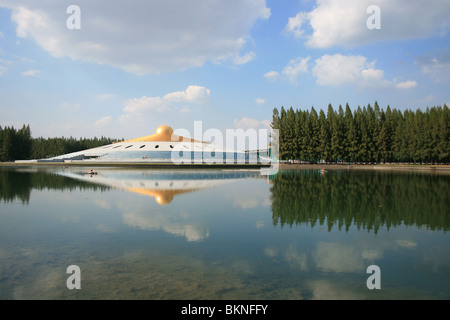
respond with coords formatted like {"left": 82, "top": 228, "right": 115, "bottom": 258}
{"left": 0, "top": 125, "right": 119, "bottom": 161}
{"left": 271, "top": 102, "right": 449, "bottom": 164}
{"left": 0, "top": 125, "right": 32, "bottom": 162}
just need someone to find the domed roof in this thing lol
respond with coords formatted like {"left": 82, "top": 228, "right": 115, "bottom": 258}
{"left": 123, "top": 125, "right": 204, "bottom": 143}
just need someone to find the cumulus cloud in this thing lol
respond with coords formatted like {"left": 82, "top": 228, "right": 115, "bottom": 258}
{"left": 96, "top": 94, "right": 116, "bottom": 101}
{"left": 267, "top": 53, "right": 417, "bottom": 89}
{"left": 233, "top": 117, "right": 270, "bottom": 130}
{"left": 415, "top": 48, "right": 450, "bottom": 83}
{"left": 0, "top": 57, "right": 13, "bottom": 76}
{"left": 21, "top": 69, "right": 40, "bottom": 77}
{"left": 263, "top": 70, "right": 281, "bottom": 81}
{"left": 255, "top": 98, "right": 266, "bottom": 105}
{"left": 94, "top": 115, "right": 112, "bottom": 126}
{"left": 0, "top": 0, "right": 271, "bottom": 74}
{"left": 282, "top": 56, "right": 310, "bottom": 84}
{"left": 312, "top": 54, "right": 390, "bottom": 87}
{"left": 264, "top": 57, "right": 310, "bottom": 84}
{"left": 395, "top": 80, "right": 418, "bottom": 89}
{"left": 0, "top": 65, "right": 7, "bottom": 76}
{"left": 285, "top": 0, "right": 450, "bottom": 48}
{"left": 123, "top": 85, "right": 210, "bottom": 117}
{"left": 233, "top": 51, "right": 256, "bottom": 65}
{"left": 163, "top": 85, "right": 210, "bottom": 103}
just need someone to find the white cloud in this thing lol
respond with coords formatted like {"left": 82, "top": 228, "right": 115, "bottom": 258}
{"left": 312, "top": 54, "right": 413, "bottom": 89}
{"left": 233, "top": 51, "right": 256, "bottom": 65}
{"left": 163, "top": 85, "right": 210, "bottom": 103}
{"left": 313, "top": 54, "right": 377, "bottom": 86}
{"left": 285, "top": 11, "right": 309, "bottom": 38}
{"left": 0, "top": 57, "right": 13, "bottom": 76}
{"left": 0, "top": 0, "right": 271, "bottom": 74}
{"left": 267, "top": 53, "right": 417, "bottom": 90}
{"left": 256, "top": 98, "right": 265, "bottom": 105}
{"left": 96, "top": 94, "right": 116, "bottom": 101}
{"left": 234, "top": 117, "right": 261, "bottom": 130}
{"left": 395, "top": 80, "right": 418, "bottom": 89}
{"left": 60, "top": 101, "right": 81, "bottom": 110}
{"left": 282, "top": 56, "right": 310, "bottom": 84}
{"left": 286, "top": 0, "right": 450, "bottom": 48}
{"left": 264, "top": 57, "right": 310, "bottom": 84}
{"left": 233, "top": 117, "right": 270, "bottom": 130}
{"left": 416, "top": 49, "right": 450, "bottom": 83}
{"left": 123, "top": 96, "right": 170, "bottom": 116}
{"left": 264, "top": 70, "right": 281, "bottom": 81}
{"left": 123, "top": 85, "right": 210, "bottom": 117}
{"left": 95, "top": 115, "right": 112, "bottom": 126}
{"left": 21, "top": 69, "right": 40, "bottom": 77}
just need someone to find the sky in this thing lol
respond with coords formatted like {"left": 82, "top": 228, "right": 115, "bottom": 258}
{"left": 0, "top": 0, "right": 449, "bottom": 140}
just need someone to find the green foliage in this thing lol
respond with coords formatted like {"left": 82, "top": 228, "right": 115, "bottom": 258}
{"left": 271, "top": 102, "right": 449, "bottom": 163}
{"left": 0, "top": 124, "right": 120, "bottom": 161}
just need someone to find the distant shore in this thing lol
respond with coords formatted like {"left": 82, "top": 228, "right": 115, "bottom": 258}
{"left": 1, "top": 161, "right": 449, "bottom": 174}
{"left": 0, "top": 161, "right": 270, "bottom": 170}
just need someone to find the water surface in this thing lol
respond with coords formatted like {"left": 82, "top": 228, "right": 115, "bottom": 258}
{"left": 0, "top": 166, "right": 448, "bottom": 299}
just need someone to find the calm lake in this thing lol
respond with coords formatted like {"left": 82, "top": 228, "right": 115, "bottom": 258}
{"left": 0, "top": 166, "right": 449, "bottom": 300}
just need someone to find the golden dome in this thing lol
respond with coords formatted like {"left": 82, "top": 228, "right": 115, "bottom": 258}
{"left": 123, "top": 125, "right": 204, "bottom": 143}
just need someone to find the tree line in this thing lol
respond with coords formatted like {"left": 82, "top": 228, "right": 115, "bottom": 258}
{"left": 0, "top": 124, "right": 120, "bottom": 161}
{"left": 271, "top": 102, "right": 449, "bottom": 164}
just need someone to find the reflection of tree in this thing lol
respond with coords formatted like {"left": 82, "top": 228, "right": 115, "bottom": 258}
{"left": 0, "top": 169, "right": 110, "bottom": 204}
{"left": 270, "top": 170, "right": 449, "bottom": 233}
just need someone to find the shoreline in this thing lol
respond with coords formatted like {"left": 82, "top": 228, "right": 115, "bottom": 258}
{"left": 279, "top": 163, "right": 450, "bottom": 174}
{"left": 1, "top": 161, "right": 449, "bottom": 174}
{"left": 0, "top": 161, "right": 271, "bottom": 170}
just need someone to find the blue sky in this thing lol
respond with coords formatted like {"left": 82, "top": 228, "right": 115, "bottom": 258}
{"left": 0, "top": 0, "right": 449, "bottom": 139}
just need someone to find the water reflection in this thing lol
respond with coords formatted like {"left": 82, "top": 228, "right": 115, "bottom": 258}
{"left": 56, "top": 168, "right": 263, "bottom": 205}
{"left": 0, "top": 167, "right": 449, "bottom": 300}
{"left": 0, "top": 167, "right": 110, "bottom": 204}
{"left": 270, "top": 169, "right": 450, "bottom": 233}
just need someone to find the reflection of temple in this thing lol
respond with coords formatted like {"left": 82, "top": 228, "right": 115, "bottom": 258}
{"left": 57, "top": 168, "right": 262, "bottom": 205}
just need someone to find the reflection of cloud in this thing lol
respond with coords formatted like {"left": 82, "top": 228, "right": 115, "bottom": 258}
{"left": 307, "top": 280, "right": 362, "bottom": 300}
{"left": 97, "top": 224, "right": 115, "bottom": 233}
{"left": 93, "top": 198, "right": 110, "bottom": 210}
{"left": 164, "top": 224, "right": 210, "bottom": 242}
{"left": 255, "top": 220, "right": 264, "bottom": 229}
{"left": 313, "top": 242, "right": 364, "bottom": 273}
{"left": 284, "top": 244, "right": 308, "bottom": 271}
{"left": 361, "top": 249, "right": 383, "bottom": 260}
{"left": 264, "top": 247, "right": 279, "bottom": 258}
{"left": 396, "top": 240, "right": 417, "bottom": 248}
{"left": 122, "top": 209, "right": 209, "bottom": 242}
{"left": 234, "top": 198, "right": 259, "bottom": 209}
{"left": 13, "top": 268, "right": 63, "bottom": 300}
{"left": 233, "top": 196, "right": 271, "bottom": 209}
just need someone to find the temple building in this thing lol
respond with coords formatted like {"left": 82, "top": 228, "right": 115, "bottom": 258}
{"left": 17, "top": 125, "right": 272, "bottom": 166}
